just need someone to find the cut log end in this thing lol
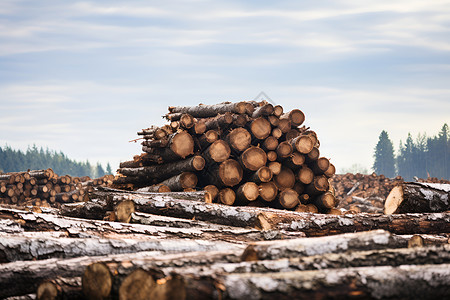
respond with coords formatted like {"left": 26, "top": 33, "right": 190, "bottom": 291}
{"left": 171, "top": 131, "right": 195, "bottom": 158}
{"left": 279, "top": 189, "right": 300, "bottom": 209}
{"left": 119, "top": 268, "right": 156, "bottom": 300}
{"left": 219, "top": 159, "right": 244, "bottom": 187}
{"left": 82, "top": 263, "right": 112, "bottom": 300}
{"left": 250, "top": 117, "right": 271, "bottom": 140}
{"left": 237, "top": 182, "right": 260, "bottom": 202}
{"left": 228, "top": 128, "right": 252, "bottom": 152}
{"left": 207, "top": 140, "right": 231, "bottom": 163}
{"left": 384, "top": 185, "right": 404, "bottom": 215}
{"left": 218, "top": 188, "right": 236, "bottom": 206}
{"left": 240, "top": 147, "right": 267, "bottom": 171}
{"left": 274, "top": 167, "right": 296, "bottom": 190}
{"left": 36, "top": 281, "right": 59, "bottom": 300}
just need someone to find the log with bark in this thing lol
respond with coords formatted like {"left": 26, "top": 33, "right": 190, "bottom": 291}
{"left": 385, "top": 182, "right": 450, "bottom": 214}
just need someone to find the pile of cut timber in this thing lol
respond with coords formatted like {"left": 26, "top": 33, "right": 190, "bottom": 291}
{"left": 0, "top": 169, "right": 113, "bottom": 208}
{"left": 1, "top": 186, "right": 450, "bottom": 299}
{"left": 115, "top": 101, "right": 337, "bottom": 213}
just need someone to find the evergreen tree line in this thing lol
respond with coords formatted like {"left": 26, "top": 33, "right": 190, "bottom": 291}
{"left": 0, "top": 145, "right": 113, "bottom": 178}
{"left": 373, "top": 124, "right": 449, "bottom": 180}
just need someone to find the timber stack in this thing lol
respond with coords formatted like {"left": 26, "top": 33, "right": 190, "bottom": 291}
{"left": 0, "top": 168, "right": 114, "bottom": 208}
{"left": 115, "top": 101, "right": 338, "bottom": 213}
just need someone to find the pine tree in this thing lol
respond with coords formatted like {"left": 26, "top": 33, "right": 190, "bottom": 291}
{"left": 373, "top": 130, "right": 396, "bottom": 177}
{"left": 106, "top": 163, "right": 113, "bottom": 175}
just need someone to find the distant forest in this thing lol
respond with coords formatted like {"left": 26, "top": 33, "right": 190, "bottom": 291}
{"left": 373, "top": 124, "right": 449, "bottom": 180}
{"left": 0, "top": 145, "right": 112, "bottom": 178}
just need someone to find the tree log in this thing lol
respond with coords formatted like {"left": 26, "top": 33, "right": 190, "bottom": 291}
{"left": 281, "top": 109, "right": 305, "bottom": 126}
{"left": 252, "top": 103, "right": 273, "bottom": 118}
{"left": 226, "top": 128, "right": 252, "bottom": 152}
{"left": 0, "top": 250, "right": 239, "bottom": 298}
{"left": 36, "top": 277, "right": 82, "bottom": 300}
{"left": 276, "top": 141, "right": 293, "bottom": 159}
{"left": 385, "top": 182, "right": 450, "bottom": 214}
{"left": 205, "top": 159, "right": 243, "bottom": 187}
{"left": 204, "top": 112, "right": 233, "bottom": 131}
{"left": 239, "top": 147, "right": 267, "bottom": 172}
{"left": 249, "top": 166, "right": 273, "bottom": 184}
{"left": 142, "top": 131, "right": 194, "bottom": 160}
{"left": 183, "top": 264, "right": 450, "bottom": 299}
{"left": 249, "top": 117, "right": 271, "bottom": 140}
{"left": 290, "top": 135, "right": 314, "bottom": 154}
{"left": 159, "top": 172, "right": 197, "bottom": 192}
{"left": 203, "top": 140, "right": 231, "bottom": 163}
{"left": 274, "top": 167, "right": 296, "bottom": 190}
{"left": 168, "top": 102, "right": 247, "bottom": 117}
{"left": 235, "top": 182, "right": 259, "bottom": 203}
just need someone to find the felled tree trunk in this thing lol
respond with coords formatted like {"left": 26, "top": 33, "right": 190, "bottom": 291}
{"left": 0, "top": 250, "right": 241, "bottom": 299}
{"left": 182, "top": 264, "right": 450, "bottom": 299}
{"left": 118, "top": 155, "right": 205, "bottom": 181}
{"left": 241, "top": 229, "right": 400, "bottom": 261}
{"left": 168, "top": 102, "right": 248, "bottom": 118}
{"left": 385, "top": 182, "right": 450, "bottom": 214}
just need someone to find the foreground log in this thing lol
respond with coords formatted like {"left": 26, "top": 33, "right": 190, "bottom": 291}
{"left": 242, "top": 230, "right": 402, "bottom": 261}
{"left": 0, "top": 207, "right": 257, "bottom": 245}
{"left": 385, "top": 182, "right": 450, "bottom": 214}
{"left": 259, "top": 210, "right": 450, "bottom": 236}
{"left": 117, "top": 155, "right": 205, "bottom": 181}
{"left": 161, "top": 244, "right": 450, "bottom": 279}
{"left": 0, "top": 250, "right": 241, "bottom": 299}
{"left": 182, "top": 264, "right": 450, "bottom": 299}
{"left": 0, "top": 230, "right": 242, "bottom": 263}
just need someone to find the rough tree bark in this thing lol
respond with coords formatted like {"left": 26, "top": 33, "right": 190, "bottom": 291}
{"left": 385, "top": 182, "right": 450, "bottom": 214}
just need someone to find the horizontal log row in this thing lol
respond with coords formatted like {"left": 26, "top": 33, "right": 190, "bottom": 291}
{"left": 115, "top": 101, "right": 337, "bottom": 213}
{"left": 1, "top": 209, "right": 449, "bottom": 299}
{"left": 0, "top": 169, "right": 114, "bottom": 208}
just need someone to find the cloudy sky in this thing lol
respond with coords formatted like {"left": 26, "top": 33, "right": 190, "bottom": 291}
{"left": 1, "top": 0, "right": 449, "bottom": 173}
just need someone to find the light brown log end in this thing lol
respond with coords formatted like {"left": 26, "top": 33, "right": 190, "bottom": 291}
{"left": 218, "top": 188, "right": 236, "bottom": 206}
{"left": 219, "top": 159, "right": 243, "bottom": 187}
{"left": 115, "top": 200, "right": 136, "bottom": 223}
{"left": 170, "top": 131, "right": 195, "bottom": 159}
{"left": 228, "top": 128, "right": 252, "bottom": 152}
{"left": 384, "top": 185, "right": 404, "bottom": 215}
{"left": 37, "top": 281, "right": 59, "bottom": 300}
{"left": 82, "top": 263, "right": 112, "bottom": 300}
{"left": 119, "top": 268, "right": 156, "bottom": 300}
{"left": 408, "top": 235, "right": 424, "bottom": 248}
{"left": 240, "top": 147, "right": 267, "bottom": 171}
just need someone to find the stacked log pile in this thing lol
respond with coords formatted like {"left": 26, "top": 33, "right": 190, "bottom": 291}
{"left": 331, "top": 173, "right": 450, "bottom": 213}
{"left": 1, "top": 186, "right": 450, "bottom": 299}
{"left": 0, "top": 169, "right": 113, "bottom": 208}
{"left": 115, "top": 101, "right": 337, "bottom": 213}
